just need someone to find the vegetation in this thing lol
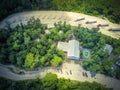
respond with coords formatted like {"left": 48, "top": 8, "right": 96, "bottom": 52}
{"left": 74, "top": 24, "right": 120, "bottom": 78}
{"left": 0, "top": 15, "right": 120, "bottom": 78}
{"left": 0, "top": 16, "right": 120, "bottom": 78}
{"left": 0, "top": 73, "right": 113, "bottom": 90}
{"left": 0, "top": 17, "right": 71, "bottom": 69}
{"left": 51, "top": 55, "right": 62, "bottom": 67}
{"left": 0, "top": 0, "right": 120, "bottom": 23}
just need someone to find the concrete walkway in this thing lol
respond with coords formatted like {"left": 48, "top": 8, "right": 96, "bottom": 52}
{"left": 0, "top": 62, "right": 120, "bottom": 90}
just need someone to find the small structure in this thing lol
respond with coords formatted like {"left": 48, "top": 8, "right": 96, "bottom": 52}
{"left": 45, "top": 29, "right": 51, "bottom": 34}
{"left": 83, "top": 48, "right": 91, "bottom": 59}
{"left": 104, "top": 44, "right": 113, "bottom": 55}
{"left": 57, "top": 42, "right": 69, "bottom": 52}
{"left": 47, "top": 23, "right": 55, "bottom": 29}
{"left": 59, "top": 30, "right": 63, "bottom": 34}
{"left": 35, "top": 38, "right": 40, "bottom": 42}
{"left": 57, "top": 40, "right": 80, "bottom": 60}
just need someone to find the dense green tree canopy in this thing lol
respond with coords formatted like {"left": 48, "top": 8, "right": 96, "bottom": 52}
{"left": 0, "top": 17, "right": 71, "bottom": 69}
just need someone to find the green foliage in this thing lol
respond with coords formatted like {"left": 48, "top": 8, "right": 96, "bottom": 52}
{"left": 82, "top": 60, "right": 92, "bottom": 69}
{"left": 113, "top": 47, "right": 120, "bottom": 55}
{"left": 116, "top": 68, "right": 120, "bottom": 79}
{"left": 0, "top": 17, "right": 71, "bottom": 69}
{"left": 41, "top": 73, "right": 57, "bottom": 90}
{"left": 74, "top": 25, "right": 120, "bottom": 78}
{"left": 51, "top": 55, "right": 62, "bottom": 67}
{"left": 24, "top": 53, "right": 35, "bottom": 69}
{"left": 0, "top": 73, "right": 113, "bottom": 90}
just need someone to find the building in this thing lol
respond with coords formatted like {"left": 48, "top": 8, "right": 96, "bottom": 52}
{"left": 47, "top": 23, "right": 55, "bottom": 29}
{"left": 59, "top": 30, "right": 63, "bottom": 34}
{"left": 57, "top": 40, "right": 80, "bottom": 60}
{"left": 57, "top": 42, "right": 68, "bottom": 52}
{"left": 35, "top": 38, "right": 40, "bottom": 42}
{"left": 104, "top": 44, "right": 113, "bottom": 55}
{"left": 83, "top": 48, "right": 91, "bottom": 59}
{"left": 67, "top": 40, "right": 80, "bottom": 60}
{"left": 45, "top": 29, "right": 51, "bottom": 34}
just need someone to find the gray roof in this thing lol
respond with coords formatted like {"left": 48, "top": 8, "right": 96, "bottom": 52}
{"left": 57, "top": 40, "right": 80, "bottom": 60}
{"left": 45, "top": 29, "right": 51, "bottom": 34}
{"left": 47, "top": 23, "right": 55, "bottom": 29}
{"left": 67, "top": 40, "right": 80, "bottom": 59}
{"left": 57, "top": 42, "right": 69, "bottom": 52}
{"left": 104, "top": 44, "right": 113, "bottom": 55}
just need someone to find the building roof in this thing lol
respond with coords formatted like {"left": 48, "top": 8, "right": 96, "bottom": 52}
{"left": 57, "top": 42, "right": 69, "bottom": 52}
{"left": 67, "top": 40, "right": 80, "bottom": 59}
{"left": 104, "top": 44, "right": 113, "bottom": 55}
{"left": 57, "top": 40, "right": 80, "bottom": 60}
{"left": 47, "top": 23, "right": 55, "bottom": 29}
{"left": 45, "top": 29, "right": 51, "bottom": 34}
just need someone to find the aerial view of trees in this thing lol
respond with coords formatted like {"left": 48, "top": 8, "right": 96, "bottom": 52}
{"left": 0, "top": 73, "right": 113, "bottom": 90}
{"left": 0, "top": 16, "right": 120, "bottom": 78}
{"left": 0, "top": 17, "right": 71, "bottom": 69}
{"left": 74, "top": 24, "right": 120, "bottom": 78}
{"left": 0, "top": 1, "right": 120, "bottom": 90}
{"left": 0, "top": 0, "right": 120, "bottom": 23}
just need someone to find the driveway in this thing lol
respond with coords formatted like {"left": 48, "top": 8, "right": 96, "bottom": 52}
{"left": 0, "top": 62, "right": 120, "bottom": 90}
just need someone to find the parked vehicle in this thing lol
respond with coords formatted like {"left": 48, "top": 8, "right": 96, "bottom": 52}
{"left": 74, "top": 17, "right": 85, "bottom": 22}
{"left": 85, "top": 72, "right": 88, "bottom": 77}
{"left": 108, "top": 28, "right": 120, "bottom": 31}
{"left": 97, "top": 23, "right": 109, "bottom": 27}
{"left": 85, "top": 20, "right": 97, "bottom": 24}
{"left": 82, "top": 72, "right": 85, "bottom": 76}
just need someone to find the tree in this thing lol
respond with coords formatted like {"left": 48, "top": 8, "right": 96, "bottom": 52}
{"left": 24, "top": 33, "right": 30, "bottom": 45}
{"left": 24, "top": 53, "right": 35, "bottom": 69}
{"left": 41, "top": 73, "right": 57, "bottom": 90}
{"left": 82, "top": 60, "right": 92, "bottom": 70}
{"left": 51, "top": 54, "right": 62, "bottom": 67}
{"left": 89, "top": 64, "right": 103, "bottom": 72}
{"left": 113, "top": 47, "right": 120, "bottom": 55}
{"left": 116, "top": 68, "right": 120, "bottom": 79}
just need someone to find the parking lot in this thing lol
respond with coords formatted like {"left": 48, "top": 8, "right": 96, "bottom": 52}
{"left": 0, "top": 11, "right": 120, "bottom": 39}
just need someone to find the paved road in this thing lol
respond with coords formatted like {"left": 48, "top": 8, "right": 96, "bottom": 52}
{"left": 0, "top": 62, "right": 120, "bottom": 90}
{"left": 0, "top": 11, "right": 120, "bottom": 39}
{"left": 0, "top": 64, "right": 41, "bottom": 80}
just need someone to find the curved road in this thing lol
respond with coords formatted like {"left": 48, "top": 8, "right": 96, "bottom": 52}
{"left": 0, "top": 62, "right": 120, "bottom": 90}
